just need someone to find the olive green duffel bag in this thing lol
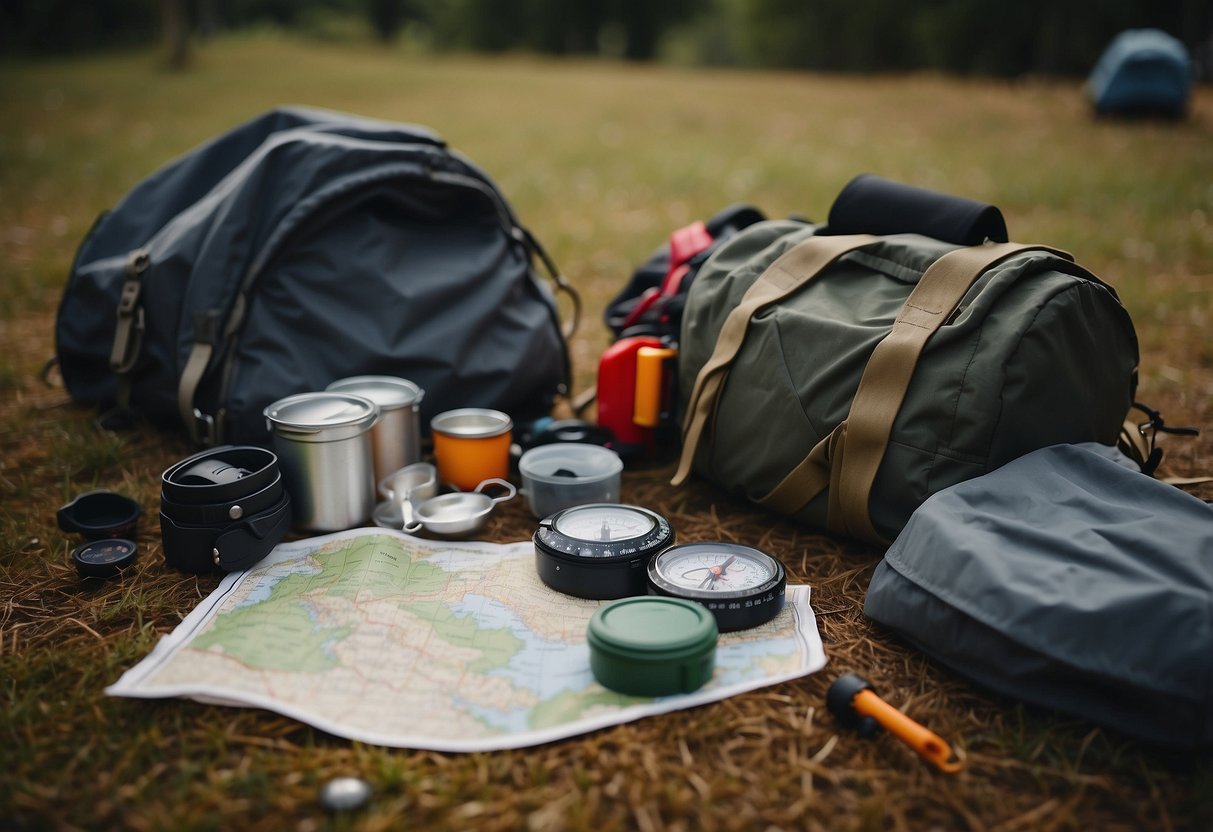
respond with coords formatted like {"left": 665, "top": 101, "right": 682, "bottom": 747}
{"left": 671, "top": 222, "right": 1139, "bottom": 545}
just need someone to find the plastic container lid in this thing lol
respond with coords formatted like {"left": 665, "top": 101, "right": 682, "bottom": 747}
{"left": 519, "top": 444, "right": 623, "bottom": 518}
{"left": 519, "top": 444, "right": 623, "bottom": 484}
{"left": 587, "top": 596, "right": 718, "bottom": 696}
{"left": 264, "top": 392, "right": 379, "bottom": 442}
{"left": 326, "top": 376, "right": 423, "bottom": 410}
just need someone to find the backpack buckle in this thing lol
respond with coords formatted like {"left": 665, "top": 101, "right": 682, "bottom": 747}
{"left": 109, "top": 250, "right": 150, "bottom": 374}
{"left": 109, "top": 303, "right": 144, "bottom": 374}
{"left": 193, "top": 408, "right": 218, "bottom": 446}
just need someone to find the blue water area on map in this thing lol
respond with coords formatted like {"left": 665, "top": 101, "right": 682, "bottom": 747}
{"left": 714, "top": 634, "right": 802, "bottom": 685}
{"left": 447, "top": 594, "right": 594, "bottom": 700}
{"left": 451, "top": 692, "right": 533, "bottom": 734}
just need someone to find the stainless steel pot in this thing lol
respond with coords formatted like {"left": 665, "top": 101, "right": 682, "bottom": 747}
{"left": 326, "top": 376, "right": 424, "bottom": 486}
{"left": 264, "top": 392, "right": 380, "bottom": 532}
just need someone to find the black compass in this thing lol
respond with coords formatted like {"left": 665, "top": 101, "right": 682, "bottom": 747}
{"left": 533, "top": 503, "right": 674, "bottom": 599}
{"left": 647, "top": 542, "right": 786, "bottom": 631}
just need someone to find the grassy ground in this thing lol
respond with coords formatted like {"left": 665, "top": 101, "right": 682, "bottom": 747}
{"left": 3, "top": 33, "right": 1213, "bottom": 831}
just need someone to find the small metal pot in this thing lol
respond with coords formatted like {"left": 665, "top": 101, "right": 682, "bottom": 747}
{"left": 377, "top": 462, "right": 439, "bottom": 502}
{"left": 264, "top": 392, "right": 380, "bottom": 532}
{"left": 403, "top": 478, "right": 516, "bottom": 538}
{"left": 326, "top": 376, "right": 424, "bottom": 486}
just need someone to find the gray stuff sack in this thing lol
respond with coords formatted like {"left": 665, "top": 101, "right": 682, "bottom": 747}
{"left": 864, "top": 442, "right": 1213, "bottom": 748}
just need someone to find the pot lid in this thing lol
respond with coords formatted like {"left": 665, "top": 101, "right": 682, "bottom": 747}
{"left": 587, "top": 596, "right": 718, "bottom": 656}
{"left": 264, "top": 392, "right": 379, "bottom": 431}
{"left": 325, "top": 376, "right": 423, "bottom": 409}
{"left": 519, "top": 444, "right": 622, "bottom": 483}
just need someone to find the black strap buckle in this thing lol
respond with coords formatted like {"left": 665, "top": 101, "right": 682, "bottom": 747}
{"left": 193, "top": 408, "right": 218, "bottom": 447}
{"left": 1135, "top": 401, "right": 1200, "bottom": 441}
{"left": 1131, "top": 402, "right": 1200, "bottom": 476}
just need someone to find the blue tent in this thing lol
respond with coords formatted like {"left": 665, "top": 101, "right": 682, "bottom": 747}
{"left": 1088, "top": 29, "right": 1191, "bottom": 118}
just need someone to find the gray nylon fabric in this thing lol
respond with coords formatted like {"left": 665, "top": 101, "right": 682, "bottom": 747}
{"left": 55, "top": 106, "right": 569, "bottom": 444}
{"left": 864, "top": 443, "right": 1213, "bottom": 748}
{"left": 677, "top": 220, "right": 1139, "bottom": 541}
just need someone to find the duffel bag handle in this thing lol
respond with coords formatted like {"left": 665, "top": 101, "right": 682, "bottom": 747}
{"left": 763, "top": 241, "right": 1072, "bottom": 544}
{"left": 671, "top": 233, "right": 881, "bottom": 487}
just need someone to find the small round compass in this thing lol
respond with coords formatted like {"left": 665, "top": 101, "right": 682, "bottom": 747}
{"left": 647, "top": 542, "right": 786, "bottom": 632}
{"left": 533, "top": 503, "right": 674, "bottom": 599}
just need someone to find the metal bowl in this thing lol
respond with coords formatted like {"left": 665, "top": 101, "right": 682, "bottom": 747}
{"left": 405, "top": 478, "right": 516, "bottom": 538}
{"left": 374, "top": 462, "right": 440, "bottom": 529}
{"left": 377, "top": 462, "right": 438, "bottom": 502}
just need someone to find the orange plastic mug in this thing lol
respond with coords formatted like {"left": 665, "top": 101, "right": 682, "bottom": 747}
{"left": 430, "top": 408, "right": 513, "bottom": 492}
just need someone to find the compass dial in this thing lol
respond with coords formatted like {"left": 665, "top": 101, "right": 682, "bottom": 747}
{"left": 659, "top": 547, "right": 774, "bottom": 592}
{"left": 552, "top": 505, "right": 656, "bottom": 542}
{"left": 647, "top": 542, "right": 787, "bottom": 632}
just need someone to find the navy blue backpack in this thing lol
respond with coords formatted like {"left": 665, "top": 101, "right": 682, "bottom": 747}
{"left": 55, "top": 106, "right": 577, "bottom": 445}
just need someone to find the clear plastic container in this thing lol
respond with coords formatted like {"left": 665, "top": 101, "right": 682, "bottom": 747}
{"left": 518, "top": 444, "right": 623, "bottom": 519}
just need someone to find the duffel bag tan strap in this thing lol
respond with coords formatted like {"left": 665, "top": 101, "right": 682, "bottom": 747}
{"left": 671, "top": 233, "right": 880, "bottom": 487}
{"left": 830, "top": 241, "right": 1071, "bottom": 544}
{"left": 758, "top": 429, "right": 839, "bottom": 514}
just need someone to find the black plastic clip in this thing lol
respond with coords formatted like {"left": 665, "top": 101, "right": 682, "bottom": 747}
{"left": 1132, "top": 402, "right": 1200, "bottom": 476}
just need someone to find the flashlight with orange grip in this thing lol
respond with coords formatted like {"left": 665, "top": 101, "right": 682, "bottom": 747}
{"left": 827, "top": 673, "right": 964, "bottom": 773}
{"left": 596, "top": 209, "right": 770, "bottom": 460}
{"left": 596, "top": 222, "right": 713, "bottom": 459}
{"left": 596, "top": 337, "right": 678, "bottom": 459}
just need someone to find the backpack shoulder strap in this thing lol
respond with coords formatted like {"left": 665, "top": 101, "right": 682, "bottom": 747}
{"left": 177, "top": 309, "right": 225, "bottom": 445}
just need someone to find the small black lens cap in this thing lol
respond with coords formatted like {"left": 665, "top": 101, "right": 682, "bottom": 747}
{"left": 72, "top": 538, "right": 138, "bottom": 579}
{"left": 57, "top": 490, "right": 142, "bottom": 540}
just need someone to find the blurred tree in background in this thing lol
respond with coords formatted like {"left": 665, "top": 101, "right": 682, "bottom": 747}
{"left": 732, "top": 0, "right": 1210, "bottom": 77}
{"left": 0, "top": 0, "right": 1209, "bottom": 79}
